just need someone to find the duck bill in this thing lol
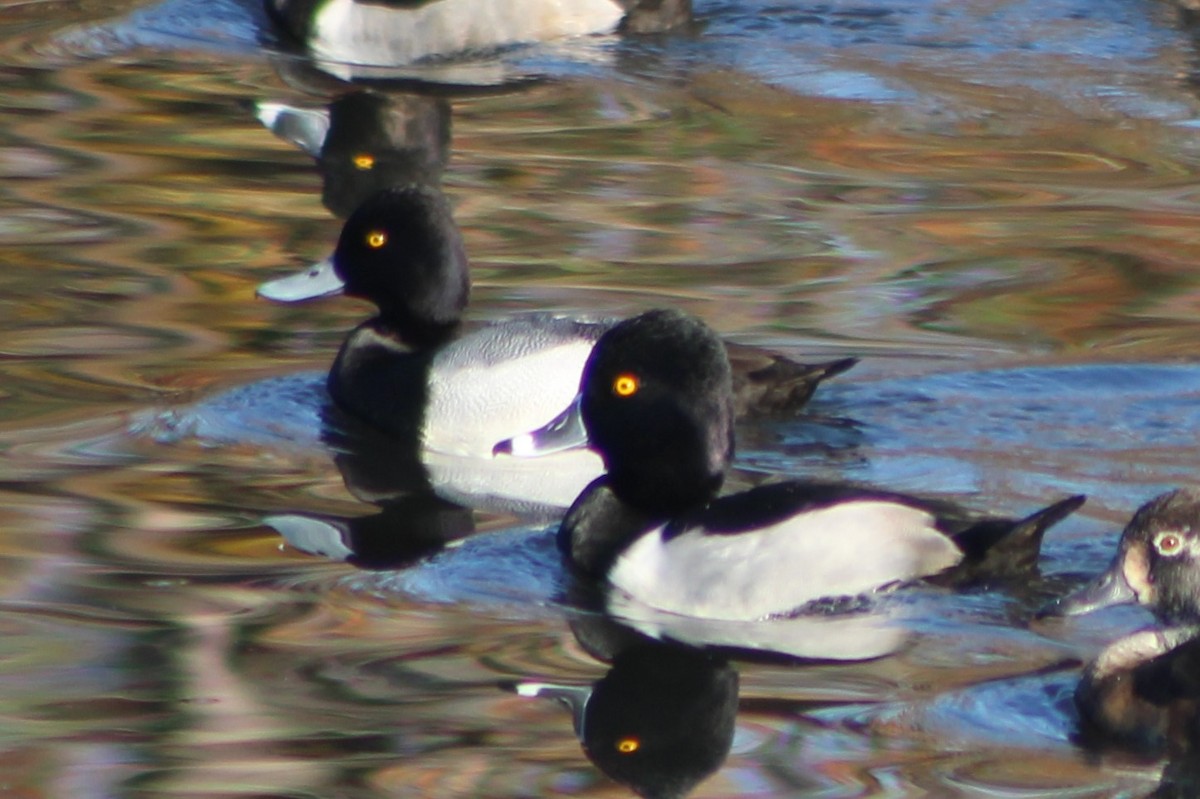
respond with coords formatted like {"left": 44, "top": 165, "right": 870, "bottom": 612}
{"left": 257, "top": 255, "right": 345, "bottom": 302}
{"left": 492, "top": 395, "right": 588, "bottom": 457}
{"left": 1042, "top": 559, "right": 1138, "bottom": 617}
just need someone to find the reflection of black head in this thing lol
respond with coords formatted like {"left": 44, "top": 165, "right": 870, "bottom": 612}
{"left": 582, "top": 644, "right": 738, "bottom": 799}
{"left": 319, "top": 91, "right": 451, "bottom": 218}
{"left": 338, "top": 495, "right": 475, "bottom": 570}
{"left": 311, "top": 407, "right": 475, "bottom": 569}
{"left": 321, "top": 403, "right": 431, "bottom": 501}
{"left": 266, "top": 494, "right": 475, "bottom": 570}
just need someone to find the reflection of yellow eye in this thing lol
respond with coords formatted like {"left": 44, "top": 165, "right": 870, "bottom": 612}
{"left": 1155, "top": 531, "right": 1185, "bottom": 557}
{"left": 616, "top": 737, "right": 639, "bottom": 754}
{"left": 353, "top": 153, "right": 375, "bottom": 170}
{"left": 613, "top": 374, "right": 638, "bottom": 397}
{"left": 366, "top": 230, "right": 387, "bottom": 248}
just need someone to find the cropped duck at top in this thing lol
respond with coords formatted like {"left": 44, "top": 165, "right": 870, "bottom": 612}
{"left": 259, "top": 185, "right": 856, "bottom": 458}
{"left": 1043, "top": 488, "right": 1200, "bottom": 755}
{"left": 548, "top": 309, "right": 1085, "bottom": 621}
{"left": 266, "top": 0, "right": 692, "bottom": 68}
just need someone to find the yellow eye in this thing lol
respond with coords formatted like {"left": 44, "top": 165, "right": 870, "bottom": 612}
{"left": 613, "top": 374, "right": 639, "bottom": 397}
{"left": 366, "top": 230, "right": 387, "bottom": 248}
{"left": 1154, "top": 531, "right": 1185, "bottom": 557}
{"left": 352, "top": 153, "right": 375, "bottom": 170}
{"left": 615, "top": 737, "right": 639, "bottom": 754}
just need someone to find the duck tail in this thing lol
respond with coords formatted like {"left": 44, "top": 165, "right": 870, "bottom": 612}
{"left": 941, "top": 494, "right": 1086, "bottom": 586}
{"left": 727, "top": 346, "right": 858, "bottom": 417}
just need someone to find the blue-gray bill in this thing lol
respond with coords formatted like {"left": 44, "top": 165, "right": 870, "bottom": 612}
{"left": 1038, "top": 560, "right": 1137, "bottom": 618}
{"left": 257, "top": 256, "right": 346, "bottom": 302}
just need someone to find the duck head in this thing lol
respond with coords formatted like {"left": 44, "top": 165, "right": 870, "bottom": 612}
{"left": 580, "top": 309, "right": 735, "bottom": 516}
{"left": 260, "top": 185, "right": 469, "bottom": 346}
{"left": 1048, "top": 488, "right": 1200, "bottom": 625}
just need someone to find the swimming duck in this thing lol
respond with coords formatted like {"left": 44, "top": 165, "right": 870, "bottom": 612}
{"left": 1043, "top": 487, "right": 1200, "bottom": 755}
{"left": 259, "top": 185, "right": 857, "bottom": 457}
{"left": 551, "top": 308, "right": 1085, "bottom": 621}
{"left": 265, "top": 0, "right": 691, "bottom": 70}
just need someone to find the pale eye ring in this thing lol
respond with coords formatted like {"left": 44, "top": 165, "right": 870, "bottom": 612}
{"left": 1153, "top": 530, "right": 1185, "bottom": 557}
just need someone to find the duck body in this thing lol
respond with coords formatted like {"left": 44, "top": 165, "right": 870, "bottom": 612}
{"left": 1046, "top": 487, "right": 1200, "bottom": 755}
{"left": 266, "top": 0, "right": 689, "bottom": 67}
{"left": 564, "top": 470, "right": 1083, "bottom": 622}
{"left": 260, "top": 186, "right": 855, "bottom": 458}
{"left": 1073, "top": 626, "right": 1200, "bottom": 754}
{"left": 556, "top": 309, "right": 1085, "bottom": 621}
{"left": 330, "top": 312, "right": 605, "bottom": 455}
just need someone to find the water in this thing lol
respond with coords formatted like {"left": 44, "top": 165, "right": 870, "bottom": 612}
{"left": 2, "top": 0, "right": 1200, "bottom": 795}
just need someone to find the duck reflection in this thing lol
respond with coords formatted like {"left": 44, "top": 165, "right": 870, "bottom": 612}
{"left": 511, "top": 605, "right": 905, "bottom": 799}
{"left": 266, "top": 407, "right": 587, "bottom": 571}
{"left": 266, "top": 490, "right": 475, "bottom": 570}
{"left": 255, "top": 88, "right": 450, "bottom": 218}
{"left": 513, "top": 622, "right": 737, "bottom": 799}
{"left": 263, "top": 404, "right": 481, "bottom": 569}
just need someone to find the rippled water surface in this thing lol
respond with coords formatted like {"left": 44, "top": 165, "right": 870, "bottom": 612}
{"left": 4, "top": 0, "right": 1200, "bottom": 796}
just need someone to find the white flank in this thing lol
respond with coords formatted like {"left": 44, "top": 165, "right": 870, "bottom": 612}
{"left": 423, "top": 337, "right": 594, "bottom": 457}
{"left": 609, "top": 501, "right": 964, "bottom": 621}
{"left": 312, "top": 0, "right": 624, "bottom": 66}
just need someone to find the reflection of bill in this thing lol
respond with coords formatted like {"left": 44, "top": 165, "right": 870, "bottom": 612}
{"left": 266, "top": 493, "right": 475, "bottom": 571}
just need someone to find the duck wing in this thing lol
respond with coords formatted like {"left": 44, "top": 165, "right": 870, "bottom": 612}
{"left": 724, "top": 343, "right": 856, "bottom": 417}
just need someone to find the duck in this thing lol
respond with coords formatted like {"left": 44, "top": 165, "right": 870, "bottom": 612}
{"left": 1041, "top": 487, "right": 1200, "bottom": 756}
{"left": 265, "top": 0, "right": 692, "bottom": 71}
{"left": 549, "top": 308, "right": 1085, "bottom": 621}
{"left": 259, "top": 185, "right": 857, "bottom": 457}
